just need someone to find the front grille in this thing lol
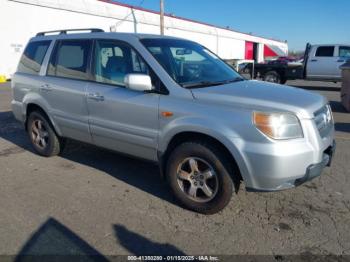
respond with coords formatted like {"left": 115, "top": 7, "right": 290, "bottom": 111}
{"left": 314, "top": 105, "right": 333, "bottom": 137}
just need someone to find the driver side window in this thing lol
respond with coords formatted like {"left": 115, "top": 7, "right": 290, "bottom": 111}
{"left": 94, "top": 40, "right": 149, "bottom": 87}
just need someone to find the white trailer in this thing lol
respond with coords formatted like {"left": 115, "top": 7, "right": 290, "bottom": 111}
{"left": 0, "top": 0, "right": 288, "bottom": 80}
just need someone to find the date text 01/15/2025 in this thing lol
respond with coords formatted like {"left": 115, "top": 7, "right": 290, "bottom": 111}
{"left": 127, "top": 256, "right": 219, "bottom": 261}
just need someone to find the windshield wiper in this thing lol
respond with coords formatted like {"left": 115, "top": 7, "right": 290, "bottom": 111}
{"left": 181, "top": 77, "right": 245, "bottom": 89}
{"left": 182, "top": 81, "right": 224, "bottom": 89}
{"left": 227, "top": 77, "right": 245, "bottom": 83}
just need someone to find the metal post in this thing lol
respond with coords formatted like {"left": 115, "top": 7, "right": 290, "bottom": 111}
{"left": 160, "top": 0, "right": 164, "bottom": 35}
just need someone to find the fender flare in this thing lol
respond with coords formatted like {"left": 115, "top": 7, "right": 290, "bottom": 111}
{"left": 23, "top": 93, "right": 63, "bottom": 136}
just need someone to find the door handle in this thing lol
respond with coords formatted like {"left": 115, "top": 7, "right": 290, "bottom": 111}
{"left": 310, "top": 59, "right": 318, "bottom": 62}
{"left": 337, "top": 59, "right": 345, "bottom": 63}
{"left": 87, "top": 93, "right": 104, "bottom": 101}
{"left": 40, "top": 84, "right": 52, "bottom": 92}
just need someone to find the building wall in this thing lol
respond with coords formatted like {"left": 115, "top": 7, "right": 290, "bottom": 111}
{"left": 0, "top": 0, "right": 288, "bottom": 78}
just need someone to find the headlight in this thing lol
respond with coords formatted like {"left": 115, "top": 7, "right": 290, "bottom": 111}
{"left": 253, "top": 112, "right": 303, "bottom": 140}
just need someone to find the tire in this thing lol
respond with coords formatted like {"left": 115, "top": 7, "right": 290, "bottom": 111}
{"left": 166, "top": 141, "right": 234, "bottom": 214}
{"left": 27, "top": 111, "right": 62, "bottom": 157}
{"left": 264, "top": 71, "right": 281, "bottom": 84}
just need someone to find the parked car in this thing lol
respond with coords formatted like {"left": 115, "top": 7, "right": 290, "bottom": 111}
{"left": 12, "top": 29, "right": 336, "bottom": 214}
{"left": 253, "top": 44, "right": 350, "bottom": 84}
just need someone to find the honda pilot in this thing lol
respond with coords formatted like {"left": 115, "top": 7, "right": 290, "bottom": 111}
{"left": 11, "top": 29, "right": 335, "bottom": 214}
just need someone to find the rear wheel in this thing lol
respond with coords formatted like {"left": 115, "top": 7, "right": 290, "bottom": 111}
{"left": 27, "top": 111, "right": 62, "bottom": 157}
{"left": 166, "top": 141, "right": 234, "bottom": 214}
{"left": 264, "top": 71, "right": 281, "bottom": 84}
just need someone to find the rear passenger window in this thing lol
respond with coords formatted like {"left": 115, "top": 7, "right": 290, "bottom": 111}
{"left": 315, "top": 46, "right": 335, "bottom": 57}
{"left": 17, "top": 41, "right": 51, "bottom": 75}
{"left": 48, "top": 40, "right": 91, "bottom": 80}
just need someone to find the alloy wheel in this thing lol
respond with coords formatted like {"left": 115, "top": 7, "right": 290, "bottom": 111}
{"left": 176, "top": 157, "right": 219, "bottom": 203}
{"left": 31, "top": 119, "right": 49, "bottom": 149}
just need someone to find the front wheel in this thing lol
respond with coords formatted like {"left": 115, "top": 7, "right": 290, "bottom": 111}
{"left": 166, "top": 141, "right": 234, "bottom": 214}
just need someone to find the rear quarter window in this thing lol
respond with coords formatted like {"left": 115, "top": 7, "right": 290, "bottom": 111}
{"left": 17, "top": 41, "right": 51, "bottom": 75}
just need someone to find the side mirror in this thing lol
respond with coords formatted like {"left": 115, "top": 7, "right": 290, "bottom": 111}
{"left": 124, "top": 74, "right": 154, "bottom": 92}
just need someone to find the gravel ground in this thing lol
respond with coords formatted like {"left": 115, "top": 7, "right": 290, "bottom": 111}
{"left": 0, "top": 80, "right": 349, "bottom": 259}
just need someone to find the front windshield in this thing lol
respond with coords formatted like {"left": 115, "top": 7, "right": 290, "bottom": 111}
{"left": 140, "top": 38, "right": 243, "bottom": 88}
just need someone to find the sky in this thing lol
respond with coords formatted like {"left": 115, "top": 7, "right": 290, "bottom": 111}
{"left": 112, "top": 0, "right": 350, "bottom": 52}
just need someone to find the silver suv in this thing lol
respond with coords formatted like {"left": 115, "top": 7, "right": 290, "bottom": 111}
{"left": 12, "top": 29, "right": 336, "bottom": 214}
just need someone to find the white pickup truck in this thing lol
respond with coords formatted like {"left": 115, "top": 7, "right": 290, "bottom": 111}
{"left": 253, "top": 44, "right": 350, "bottom": 84}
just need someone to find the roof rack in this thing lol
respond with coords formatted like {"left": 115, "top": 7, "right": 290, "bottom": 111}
{"left": 36, "top": 28, "right": 104, "bottom": 36}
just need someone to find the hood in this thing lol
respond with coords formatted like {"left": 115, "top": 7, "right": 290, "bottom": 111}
{"left": 191, "top": 80, "right": 327, "bottom": 119}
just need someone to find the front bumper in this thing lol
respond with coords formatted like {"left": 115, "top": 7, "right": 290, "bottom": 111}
{"left": 243, "top": 140, "right": 336, "bottom": 192}
{"left": 295, "top": 141, "right": 335, "bottom": 186}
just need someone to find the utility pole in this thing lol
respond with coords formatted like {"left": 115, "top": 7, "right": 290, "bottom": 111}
{"left": 160, "top": 0, "right": 164, "bottom": 35}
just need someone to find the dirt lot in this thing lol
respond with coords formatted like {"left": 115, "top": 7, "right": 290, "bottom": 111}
{"left": 0, "top": 80, "right": 349, "bottom": 259}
